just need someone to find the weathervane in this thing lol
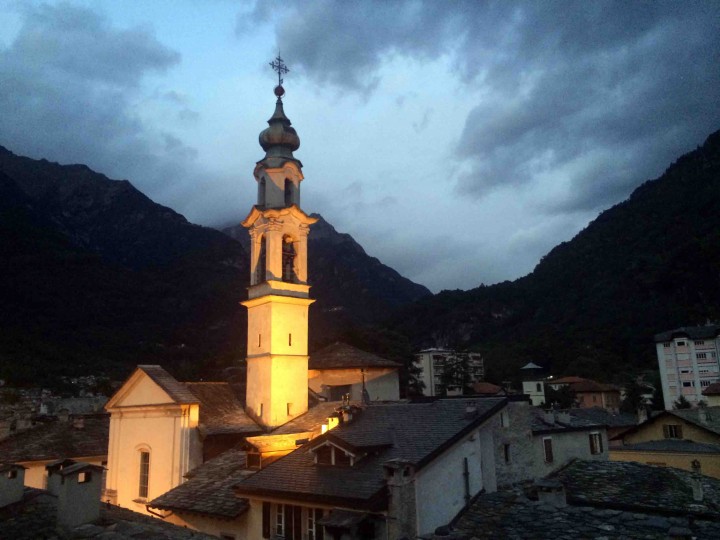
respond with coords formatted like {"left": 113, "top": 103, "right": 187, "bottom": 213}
{"left": 269, "top": 54, "right": 289, "bottom": 87}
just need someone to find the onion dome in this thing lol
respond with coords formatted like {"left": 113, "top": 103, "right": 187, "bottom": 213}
{"left": 258, "top": 86, "right": 300, "bottom": 160}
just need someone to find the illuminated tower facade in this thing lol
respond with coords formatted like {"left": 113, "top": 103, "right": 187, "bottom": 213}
{"left": 242, "top": 57, "right": 317, "bottom": 428}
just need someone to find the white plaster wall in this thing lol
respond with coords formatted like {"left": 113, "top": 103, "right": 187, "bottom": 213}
{"left": 106, "top": 406, "right": 192, "bottom": 515}
{"left": 308, "top": 368, "right": 400, "bottom": 401}
{"left": 414, "top": 424, "right": 488, "bottom": 536}
{"left": 19, "top": 456, "right": 105, "bottom": 489}
{"left": 164, "top": 511, "right": 248, "bottom": 539}
{"left": 533, "top": 429, "right": 608, "bottom": 477}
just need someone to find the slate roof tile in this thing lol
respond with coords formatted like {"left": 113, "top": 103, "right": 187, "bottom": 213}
{"left": 0, "top": 414, "right": 108, "bottom": 462}
{"left": 137, "top": 365, "right": 199, "bottom": 404}
{"left": 184, "top": 382, "right": 261, "bottom": 435}
{"left": 309, "top": 342, "right": 401, "bottom": 370}
{"left": 235, "top": 398, "right": 506, "bottom": 507}
{"left": 149, "top": 448, "right": 252, "bottom": 518}
{"left": 613, "top": 439, "right": 720, "bottom": 454}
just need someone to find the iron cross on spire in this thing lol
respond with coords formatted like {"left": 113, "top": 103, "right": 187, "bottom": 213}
{"left": 269, "top": 54, "right": 289, "bottom": 86}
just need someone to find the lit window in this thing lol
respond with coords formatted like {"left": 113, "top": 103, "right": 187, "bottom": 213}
{"left": 543, "top": 437, "right": 554, "bottom": 463}
{"left": 139, "top": 451, "right": 150, "bottom": 499}
{"left": 663, "top": 424, "right": 683, "bottom": 439}
{"left": 589, "top": 432, "right": 603, "bottom": 455}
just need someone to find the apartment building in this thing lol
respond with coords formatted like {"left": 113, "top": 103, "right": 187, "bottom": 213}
{"left": 655, "top": 325, "right": 720, "bottom": 409}
{"left": 415, "top": 348, "right": 485, "bottom": 396}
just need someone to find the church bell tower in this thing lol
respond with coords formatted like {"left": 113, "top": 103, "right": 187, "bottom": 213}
{"left": 241, "top": 56, "right": 317, "bottom": 428}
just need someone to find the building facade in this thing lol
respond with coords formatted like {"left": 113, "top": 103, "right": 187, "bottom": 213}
{"left": 655, "top": 325, "right": 720, "bottom": 409}
{"left": 415, "top": 348, "right": 485, "bottom": 396}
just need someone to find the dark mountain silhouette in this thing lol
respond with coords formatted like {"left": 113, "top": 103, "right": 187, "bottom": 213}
{"left": 0, "top": 146, "right": 429, "bottom": 387}
{"left": 390, "top": 129, "right": 720, "bottom": 385}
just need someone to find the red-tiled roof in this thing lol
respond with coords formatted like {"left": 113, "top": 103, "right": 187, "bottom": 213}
{"left": 703, "top": 382, "right": 720, "bottom": 396}
{"left": 472, "top": 382, "right": 502, "bottom": 395}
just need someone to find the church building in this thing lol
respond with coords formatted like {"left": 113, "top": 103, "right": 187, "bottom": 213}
{"left": 101, "top": 58, "right": 606, "bottom": 540}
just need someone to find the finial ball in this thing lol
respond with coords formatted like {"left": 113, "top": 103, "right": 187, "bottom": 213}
{"left": 274, "top": 85, "right": 285, "bottom": 97}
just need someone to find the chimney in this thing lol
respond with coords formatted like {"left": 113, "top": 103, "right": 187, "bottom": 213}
{"left": 384, "top": 459, "right": 417, "bottom": 540}
{"left": 0, "top": 464, "right": 26, "bottom": 507}
{"left": 556, "top": 411, "right": 571, "bottom": 424}
{"left": 637, "top": 407, "right": 648, "bottom": 424}
{"left": 45, "top": 459, "right": 77, "bottom": 496}
{"left": 535, "top": 478, "right": 567, "bottom": 508}
{"left": 544, "top": 410, "right": 555, "bottom": 425}
{"left": 691, "top": 460, "right": 704, "bottom": 502}
{"left": 56, "top": 463, "right": 103, "bottom": 530}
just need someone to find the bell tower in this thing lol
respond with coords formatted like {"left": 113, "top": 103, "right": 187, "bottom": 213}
{"left": 242, "top": 56, "right": 317, "bottom": 428}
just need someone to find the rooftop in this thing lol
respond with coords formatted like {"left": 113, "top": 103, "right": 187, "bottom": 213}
{"left": 309, "top": 342, "right": 401, "bottom": 370}
{"left": 613, "top": 439, "right": 720, "bottom": 454}
{"left": 654, "top": 324, "right": 720, "bottom": 343}
{"left": 530, "top": 408, "right": 602, "bottom": 434}
{"left": 149, "top": 448, "right": 252, "bottom": 519}
{"left": 0, "top": 414, "right": 108, "bottom": 462}
{"left": 184, "top": 382, "right": 260, "bottom": 436}
{"left": 136, "top": 365, "right": 199, "bottom": 404}
{"left": 235, "top": 398, "right": 506, "bottom": 508}
{"left": 0, "top": 487, "right": 216, "bottom": 540}
{"left": 565, "top": 407, "right": 638, "bottom": 427}
{"left": 703, "top": 382, "right": 720, "bottom": 396}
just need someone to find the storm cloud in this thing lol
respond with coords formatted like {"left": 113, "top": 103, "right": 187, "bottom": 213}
{"left": 248, "top": 0, "right": 720, "bottom": 214}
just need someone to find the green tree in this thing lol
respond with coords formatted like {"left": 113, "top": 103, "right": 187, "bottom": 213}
{"left": 674, "top": 395, "right": 692, "bottom": 409}
{"left": 544, "top": 385, "right": 577, "bottom": 409}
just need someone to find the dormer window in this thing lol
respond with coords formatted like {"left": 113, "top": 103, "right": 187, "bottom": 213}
{"left": 311, "top": 442, "right": 355, "bottom": 466}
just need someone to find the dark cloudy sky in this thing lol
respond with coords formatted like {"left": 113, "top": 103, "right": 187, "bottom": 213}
{"left": 1, "top": 1, "right": 718, "bottom": 292}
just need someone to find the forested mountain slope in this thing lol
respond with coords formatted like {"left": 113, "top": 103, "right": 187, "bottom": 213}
{"left": 391, "top": 129, "right": 720, "bottom": 383}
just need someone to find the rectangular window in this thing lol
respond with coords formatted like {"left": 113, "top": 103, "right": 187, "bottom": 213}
{"left": 695, "top": 340, "right": 705, "bottom": 346}
{"left": 697, "top": 353, "right": 707, "bottom": 359}
{"left": 589, "top": 432, "right": 603, "bottom": 455}
{"left": 276, "top": 504, "right": 284, "bottom": 537}
{"left": 677, "top": 341, "right": 686, "bottom": 347}
{"left": 262, "top": 502, "right": 271, "bottom": 538}
{"left": 663, "top": 424, "right": 683, "bottom": 439}
{"left": 663, "top": 342, "right": 671, "bottom": 348}
{"left": 139, "top": 451, "right": 150, "bottom": 499}
{"left": 543, "top": 437, "right": 554, "bottom": 463}
{"left": 682, "top": 381, "right": 693, "bottom": 387}
{"left": 701, "top": 380, "right": 712, "bottom": 387}
{"left": 504, "top": 443, "right": 511, "bottom": 463}
{"left": 308, "top": 508, "right": 324, "bottom": 540}
{"left": 500, "top": 411, "right": 510, "bottom": 427}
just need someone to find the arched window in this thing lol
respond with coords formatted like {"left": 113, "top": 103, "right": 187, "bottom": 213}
{"left": 284, "top": 178, "right": 292, "bottom": 206}
{"left": 138, "top": 449, "right": 150, "bottom": 499}
{"left": 255, "top": 236, "right": 266, "bottom": 284}
{"left": 282, "top": 236, "right": 296, "bottom": 282}
{"left": 258, "top": 177, "right": 266, "bottom": 207}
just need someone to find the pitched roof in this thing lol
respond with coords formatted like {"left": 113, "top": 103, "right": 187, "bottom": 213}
{"left": 137, "top": 365, "right": 199, "bottom": 404}
{"left": 703, "top": 382, "right": 720, "bottom": 396}
{"left": 668, "top": 407, "right": 720, "bottom": 436}
{"left": 0, "top": 414, "right": 108, "bottom": 462}
{"left": 149, "top": 448, "right": 252, "bottom": 519}
{"left": 271, "top": 401, "right": 346, "bottom": 435}
{"left": 552, "top": 460, "right": 720, "bottom": 516}
{"left": 472, "top": 382, "right": 502, "bottom": 395}
{"left": 234, "top": 398, "right": 506, "bottom": 508}
{"left": 550, "top": 376, "right": 619, "bottom": 393}
{"left": 184, "top": 382, "right": 261, "bottom": 436}
{"left": 565, "top": 407, "right": 637, "bottom": 428}
{"left": 0, "top": 488, "right": 217, "bottom": 539}
{"left": 550, "top": 376, "right": 587, "bottom": 384}
{"left": 530, "top": 408, "right": 601, "bottom": 434}
{"left": 613, "top": 439, "right": 720, "bottom": 454}
{"left": 435, "top": 460, "right": 720, "bottom": 539}
{"left": 520, "top": 362, "right": 543, "bottom": 370}
{"left": 309, "top": 342, "right": 401, "bottom": 370}
{"left": 654, "top": 324, "right": 720, "bottom": 342}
